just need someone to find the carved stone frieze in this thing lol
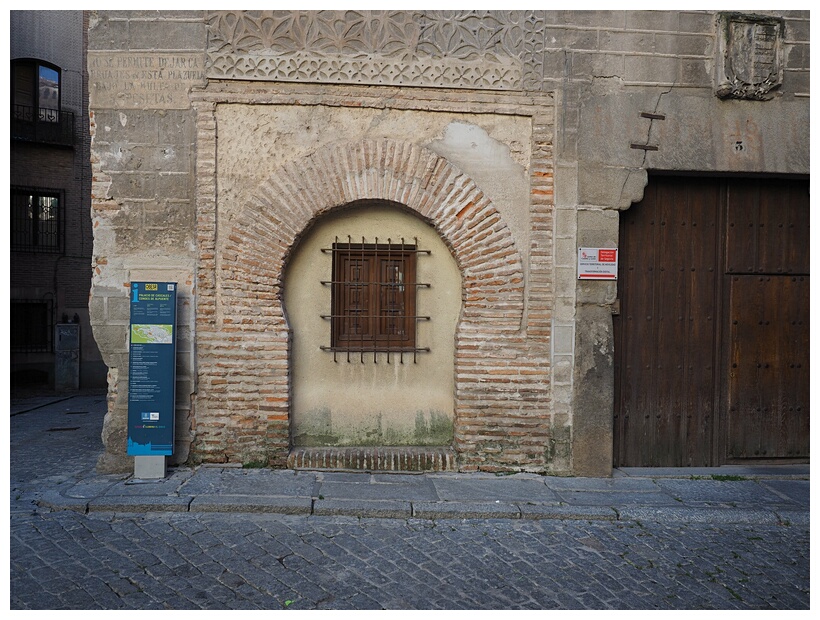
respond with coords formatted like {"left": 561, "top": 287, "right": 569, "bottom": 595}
{"left": 206, "top": 10, "right": 525, "bottom": 91}
{"left": 207, "top": 51, "right": 522, "bottom": 90}
{"left": 521, "top": 12, "right": 546, "bottom": 92}
{"left": 416, "top": 10, "right": 525, "bottom": 61}
{"left": 207, "top": 10, "right": 420, "bottom": 56}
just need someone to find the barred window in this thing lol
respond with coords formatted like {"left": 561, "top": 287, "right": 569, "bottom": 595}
{"left": 11, "top": 189, "right": 60, "bottom": 251}
{"left": 11, "top": 300, "right": 53, "bottom": 352}
{"left": 322, "top": 238, "right": 430, "bottom": 362}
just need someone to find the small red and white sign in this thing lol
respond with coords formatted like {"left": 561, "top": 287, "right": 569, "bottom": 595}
{"left": 578, "top": 247, "right": 618, "bottom": 280}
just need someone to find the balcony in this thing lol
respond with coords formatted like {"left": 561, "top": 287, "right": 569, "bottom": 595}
{"left": 11, "top": 104, "right": 75, "bottom": 147}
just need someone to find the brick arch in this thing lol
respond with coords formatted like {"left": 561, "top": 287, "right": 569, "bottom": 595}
{"left": 238, "top": 139, "right": 523, "bottom": 317}
{"left": 197, "top": 138, "right": 530, "bottom": 469}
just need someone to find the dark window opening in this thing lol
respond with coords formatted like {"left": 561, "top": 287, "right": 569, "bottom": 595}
{"left": 12, "top": 300, "right": 53, "bottom": 352}
{"left": 321, "top": 237, "right": 431, "bottom": 362}
{"left": 11, "top": 188, "right": 61, "bottom": 252}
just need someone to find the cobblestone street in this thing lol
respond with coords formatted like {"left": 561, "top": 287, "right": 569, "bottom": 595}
{"left": 10, "top": 506, "right": 810, "bottom": 610}
{"left": 10, "top": 394, "right": 810, "bottom": 610}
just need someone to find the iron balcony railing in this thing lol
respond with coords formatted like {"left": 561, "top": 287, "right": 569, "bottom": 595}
{"left": 11, "top": 104, "right": 75, "bottom": 146}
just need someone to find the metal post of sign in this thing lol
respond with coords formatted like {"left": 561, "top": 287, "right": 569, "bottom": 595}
{"left": 134, "top": 455, "right": 166, "bottom": 479}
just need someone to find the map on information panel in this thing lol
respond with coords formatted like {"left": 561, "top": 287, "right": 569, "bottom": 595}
{"left": 131, "top": 324, "right": 174, "bottom": 344}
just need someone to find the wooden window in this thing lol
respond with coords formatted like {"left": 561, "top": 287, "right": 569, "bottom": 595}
{"left": 331, "top": 243, "right": 417, "bottom": 351}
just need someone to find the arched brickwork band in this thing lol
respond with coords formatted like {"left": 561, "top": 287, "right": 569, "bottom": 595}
{"left": 193, "top": 137, "right": 550, "bottom": 471}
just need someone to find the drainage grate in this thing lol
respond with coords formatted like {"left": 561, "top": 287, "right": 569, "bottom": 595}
{"left": 46, "top": 427, "right": 80, "bottom": 432}
{"left": 64, "top": 411, "right": 88, "bottom": 415}
{"left": 288, "top": 446, "right": 457, "bottom": 472}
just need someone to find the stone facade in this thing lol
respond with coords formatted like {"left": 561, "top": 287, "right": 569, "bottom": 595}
{"left": 88, "top": 10, "right": 810, "bottom": 475}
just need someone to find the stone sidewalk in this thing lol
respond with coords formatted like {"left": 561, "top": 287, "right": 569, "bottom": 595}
{"left": 38, "top": 464, "right": 810, "bottom": 525}
{"left": 13, "top": 391, "right": 810, "bottom": 525}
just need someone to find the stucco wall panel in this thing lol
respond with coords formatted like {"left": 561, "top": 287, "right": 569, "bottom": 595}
{"left": 285, "top": 205, "right": 460, "bottom": 447}
{"left": 214, "top": 105, "right": 531, "bottom": 245}
{"left": 192, "top": 121, "right": 549, "bottom": 470}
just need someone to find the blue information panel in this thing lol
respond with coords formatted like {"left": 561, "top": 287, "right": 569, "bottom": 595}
{"left": 127, "top": 282, "right": 177, "bottom": 456}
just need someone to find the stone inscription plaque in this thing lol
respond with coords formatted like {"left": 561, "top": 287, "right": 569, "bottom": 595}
{"left": 89, "top": 52, "right": 206, "bottom": 109}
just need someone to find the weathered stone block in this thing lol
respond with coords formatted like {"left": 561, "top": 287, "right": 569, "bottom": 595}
{"left": 577, "top": 208, "right": 619, "bottom": 248}
{"left": 128, "top": 19, "right": 207, "bottom": 51}
{"left": 624, "top": 11, "right": 682, "bottom": 32}
{"left": 572, "top": 303, "right": 614, "bottom": 476}
{"left": 107, "top": 296, "right": 131, "bottom": 322}
{"left": 578, "top": 164, "right": 647, "bottom": 210}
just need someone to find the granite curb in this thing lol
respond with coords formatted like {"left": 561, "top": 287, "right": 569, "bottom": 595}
{"left": 36, "top": 494, "right": 796, "bottom": 525}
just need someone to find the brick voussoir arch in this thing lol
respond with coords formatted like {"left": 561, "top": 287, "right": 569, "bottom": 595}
{"left": 211, "top": 138, "right": 532, "bottom": 468}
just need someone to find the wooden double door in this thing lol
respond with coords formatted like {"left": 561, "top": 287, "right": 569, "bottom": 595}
{"left": 614, "top": 176, "right": 809, "bottom": 466}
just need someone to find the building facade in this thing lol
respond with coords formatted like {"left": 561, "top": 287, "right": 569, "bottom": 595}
{"left": 11, "top": 10, "right": 106, "bottom": 391}
{"left": 87, "top": 11, "right": 810, "bottom": 475}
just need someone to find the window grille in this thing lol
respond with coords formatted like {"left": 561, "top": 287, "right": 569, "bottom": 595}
{"left": 321, "top": 236, "right": 431, "bottom": 363}
{"left": 11, "top": 188, "right": 61, "bottom": 252}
